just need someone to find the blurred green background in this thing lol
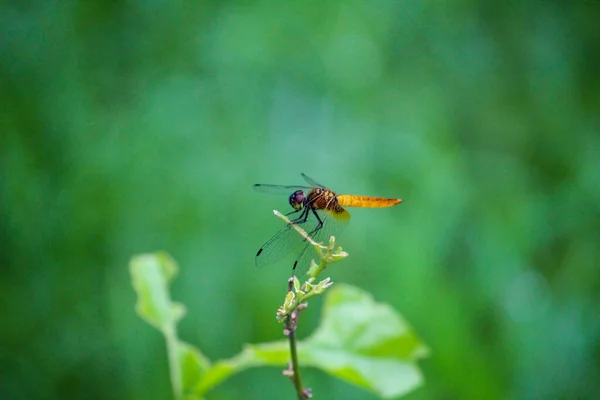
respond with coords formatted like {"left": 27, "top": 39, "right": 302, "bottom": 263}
{"left": 2, "top": 1, "right": 599, "bottom": 399}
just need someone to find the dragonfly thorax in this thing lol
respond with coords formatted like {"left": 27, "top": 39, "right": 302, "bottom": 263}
{"left": 289, "top": 190, "right": 305, "bottom": 211}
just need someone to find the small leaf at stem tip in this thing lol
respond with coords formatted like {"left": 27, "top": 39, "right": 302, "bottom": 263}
{"left": 283, "top": 291, "right": 295, "bottom": 309}
{"left": 328, "top": 236, "right": 336, "bottom": 248}
{"left": 315, "top": 277, "right": 333, "bottom": 292}
{"left": 330, "top": 251, "right": 348, "bottom": 262}
{"left": 293, "top": 276, "right": 301, "bottom": 292}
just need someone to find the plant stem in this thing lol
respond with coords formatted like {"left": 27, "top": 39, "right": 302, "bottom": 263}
{"left": 273, "top": 209, "right": 344, "bottom": 398}
{"left": 286, "top": 313, "right": 305, "bottom": 400}
{"left": 165, "top": 325, "right": 182, "bottom": 399}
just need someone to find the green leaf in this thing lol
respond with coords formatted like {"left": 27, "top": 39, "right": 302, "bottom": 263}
{"left": 179, "top": 341, "right": 211, "bottom": 394}
{"left": 130, "top": 252, "right": 210, "bottom": 400}
{"left": 299, "top": 284, "right": 428, "bottom": 398}
{"left": 194, "top": 341, "right": 289, "bottom": 395}
{"left": 193, "top": 284, "right": 427, "bottom": 399}
{"left": 130, "top": 252, "right": 186, "bottom": 331}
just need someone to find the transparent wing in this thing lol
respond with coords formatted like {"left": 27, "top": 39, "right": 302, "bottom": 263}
{"left": 300, "top": 173, "right": 327, "bottom": 189}
{"left": 255, "top": 208, "right": 315, "bottom": 266}
{"left": 254, "top": 184, "right": 313, "bottom": 195}
{"left": 292, "top": 207, "right": 351, "bottom": 276}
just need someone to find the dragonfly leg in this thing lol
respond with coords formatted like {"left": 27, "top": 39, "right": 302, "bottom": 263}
{"left": 289, "top": 207, "right": 310, "bottom": 224}
{"left": 310, "top": 207, "right": 324, "bottom": 230}
{"left": 290, "top": 207, "right": 326, "bottom": 272}
{"left": 285, "top": 209, "right": 301, "bottom": 217}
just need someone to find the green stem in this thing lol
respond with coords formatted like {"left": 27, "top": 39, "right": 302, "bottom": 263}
{"left": 164, "top": 325, "right": 182, "bottom": 399}
{"left": 286, "top": 314, "right": 305, "bottom": 400}
{"left": 308, "top": 259, "right": 327, "bottom": 280}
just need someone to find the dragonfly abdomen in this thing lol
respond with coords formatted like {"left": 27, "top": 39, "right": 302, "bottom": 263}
{"left": 337, "top": 195, "right": 402, "bottom": 208}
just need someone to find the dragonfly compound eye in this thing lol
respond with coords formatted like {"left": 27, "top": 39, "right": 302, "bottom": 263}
{"left": 289, "top": 190, "right": 305, "bottom": 211}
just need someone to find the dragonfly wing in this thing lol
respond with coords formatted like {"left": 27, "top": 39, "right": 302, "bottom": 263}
{"left": 255, "top": 208, "right": 321, "bottom": 267}
{"left": 300, "top": 173, "right": 327, "bottom": 189}
{"left": 292, "top": 207, "right": 351, "bottom": 276}
{"left": 254, "top": 184, "right": 313, "bottom": 195}
{"left": 255, "top": 224, "right": 305, "bottom": 266}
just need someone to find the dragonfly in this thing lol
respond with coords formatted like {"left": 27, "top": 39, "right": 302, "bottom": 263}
{"left": 254, "top": 173, "right": 402, "bottom": 275}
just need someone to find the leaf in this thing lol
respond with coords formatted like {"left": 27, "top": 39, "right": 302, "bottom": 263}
{"left": 179, "top": 341, "right": 211, "bottom": 394}
{"left": 130, "top": 252, "right": 210, "bottom": 400}
{"left": 194, "top": 284, "right": 427, "bottom": 399}
{"left": 299, "top": 284, "right": 428, "bottom": 398}
{"left": 194, "top": 341, "right": 289, "bottom": 395}
{"left": 130, "top": 252, "right": 186, "bottom": 331}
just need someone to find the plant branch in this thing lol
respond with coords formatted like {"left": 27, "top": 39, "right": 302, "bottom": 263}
{"left": 164, "top": 325, "right": 182, "bottom": 399}
{"left": 285, "top": 309, "right": 307, "bottom": 399}
{"left": 273, "top": 210, "right": 348, "bottom": 399}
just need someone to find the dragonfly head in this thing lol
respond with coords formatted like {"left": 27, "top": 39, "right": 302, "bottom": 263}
{"left": 289, "top": 190, "right": 305, "bottom": 211}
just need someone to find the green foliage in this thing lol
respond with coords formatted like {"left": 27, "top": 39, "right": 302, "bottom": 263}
{"left": 130, "top": 253, "right": 427, "bottom": 399}
{"left": 131, "top": 253, "right": 187, "bottom": 332}
{"left": 300, "top": 284, "right": 428, "bottom": 398}
{"left": 130, "top": 253, "right": 210, "bottom": 399}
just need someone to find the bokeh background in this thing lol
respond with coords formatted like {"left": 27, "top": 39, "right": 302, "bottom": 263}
{"left": 2, "top": 1, "right": 599, "bottom": 399}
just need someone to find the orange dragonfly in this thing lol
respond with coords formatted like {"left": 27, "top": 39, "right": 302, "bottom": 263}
{"left": 254, "top": 173, "right": 402, "bottom": 275}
